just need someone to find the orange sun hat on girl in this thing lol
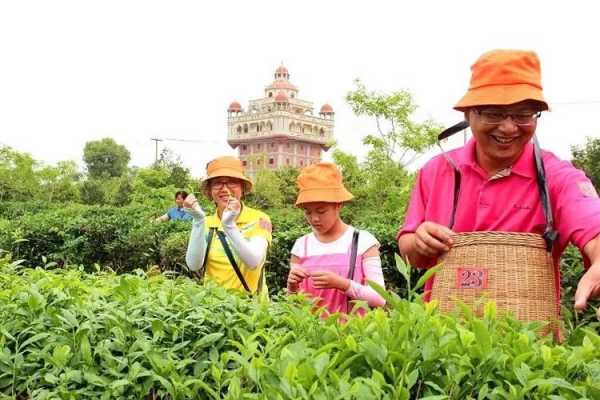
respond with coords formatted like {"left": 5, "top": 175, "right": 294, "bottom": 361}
{"left": 295, "top": 162, "right": 354, "bottom": 206}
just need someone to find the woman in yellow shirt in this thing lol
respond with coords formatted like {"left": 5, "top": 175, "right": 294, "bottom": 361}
{"left": 184, "top": 156, "right": 272, "bottom": 294}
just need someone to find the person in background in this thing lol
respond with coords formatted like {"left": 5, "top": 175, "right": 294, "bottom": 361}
{"left": 155, "top": 190, "right": 193, "bottom": 222}
{"left": 287, "top": 162, "right": 386, "bottom": 315}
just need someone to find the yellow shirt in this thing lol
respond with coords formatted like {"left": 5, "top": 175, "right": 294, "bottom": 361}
{"left": 204, "top": 204, "right": 272, "bottom": 293}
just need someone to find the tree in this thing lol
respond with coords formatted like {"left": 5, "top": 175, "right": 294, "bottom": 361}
{"left": 154, "top": 148, "right": 191, "bottom": 188}
{"left": 571, "top": 136, "right": 600, "bottom": 190}
{"left": 79, "top": 179, "right": 106, "bottom": 204}
{"left": 345, "top": 79, "right": 442, "bottom": 167}
{"left": 37, "top": 161, "right": 81, "bottom": 202}
{"left": 0, "top": 145, "right": 40, "bottom": 201}
{"left": 83, "top": 138, "right": 131, "bottom": 179}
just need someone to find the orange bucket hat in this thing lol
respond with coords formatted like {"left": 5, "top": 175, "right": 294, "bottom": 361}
{"left": 295, "top": 162, "right": 354, "bottom": 206}
{"left": 454, "top": 49, "right": 549, "bottom": 111}
{"left": 201, "top": 156, "right": 253, "bottom": 196}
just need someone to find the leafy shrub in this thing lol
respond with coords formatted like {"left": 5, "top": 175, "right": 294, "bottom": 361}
{"left": 0, "top": 261, "right": 598, "bottom": 399}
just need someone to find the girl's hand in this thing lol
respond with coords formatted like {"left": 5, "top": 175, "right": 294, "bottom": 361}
{"left": 287, "top": 266, "right": 309, "bottom": 292}
{"left": 311, "top": 270, "right": 350, "bottom": 291}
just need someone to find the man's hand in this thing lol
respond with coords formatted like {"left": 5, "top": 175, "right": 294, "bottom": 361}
{"left": 311, "top": 270, "right": 349, "bottom": 291}
{"left": 414, "top": 221, "right": 455, "bottom": 258}
{"left": 287, "top": 266, "right": 309, "bottom": 293}
{"left": 574, "top": 265, "right": 600, "bottom": 317}
{"left": 574, "top": 235, "right": 600, "bottom": 317}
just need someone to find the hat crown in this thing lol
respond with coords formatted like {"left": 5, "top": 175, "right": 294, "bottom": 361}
{"left": 297, "top": 163, "right": 344, "bottom": 190}
{"left": 454, "top": 49, "right": 548, "bottom": 111}
{"left": 206, "top": 156, "right": 243, "bottom": 175}
{"left": 470, "top": 49, "right": 542, "bottom": 90}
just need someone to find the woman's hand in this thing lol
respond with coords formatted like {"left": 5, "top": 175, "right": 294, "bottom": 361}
{"left": 287, "top": 266, "right": 309, "bottom": 293}
{"left": 221, "top": 189, "right": 241, "bottom": 228}
{"left": 311, "top": 270, "right": 350, "bottom": 291}
{"left": 182, "top": 193, "right": 205, "bottom": 220}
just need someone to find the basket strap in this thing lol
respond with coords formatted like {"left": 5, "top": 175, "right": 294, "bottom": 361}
{"left": 436, "top": 121, "right": 468, "bottom": 230}
{"left": 533, "top": 135, "right": 558, "bottom": 251}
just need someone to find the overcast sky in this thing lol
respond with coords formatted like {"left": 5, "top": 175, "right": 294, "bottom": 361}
{"left": 1, "top": 1, "right": 599, "bottom": 177}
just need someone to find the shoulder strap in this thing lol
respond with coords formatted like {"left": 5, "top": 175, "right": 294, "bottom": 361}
{"left": 193, "top": 227, "right": 215, "bottom": 281}
{"left": 533, "top": 135, "right": 558, "bottom": 251}
{"left": 347, "top": 230, "right": 360, "bottom": 280}
{"left": 216, "top": 230, "right": 251, "bottom": 293}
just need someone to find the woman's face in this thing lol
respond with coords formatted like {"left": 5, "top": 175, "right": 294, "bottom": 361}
{"left": 209, "top": 177, "right": 244, "bottom": 210}
{"left": 301, "top": 202, "right": 342, "bottom": 234}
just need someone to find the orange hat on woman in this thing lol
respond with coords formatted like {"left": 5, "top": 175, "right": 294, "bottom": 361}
{"left": 295, "top": 162, "right": 354, "bottom": 206}
{"left": 454, "top": 49, "right": 549, "bottom": 111}
{"left": 201, "top": 156, "right": 253, "bottom": 196}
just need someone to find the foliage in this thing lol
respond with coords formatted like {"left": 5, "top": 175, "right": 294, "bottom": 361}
{"left": 345, "top": 80, "right": 442, "bottom": 166}
{"left": 82, "top": 138, "right": 131, "bottom": 179}
{"left": 571, "top": 136, "right": 600, "bottom": 189}
{"left": 37, "top": 161, "right": 82, "bottom": 203}
{"left": 154, "top": 148, "right": 193, "bottom": 189}
{"left": 0, "top": 146, "right": 40, "bottom": 202}
{"left": 0, "top": 260, "right": 599, "bottom": 399}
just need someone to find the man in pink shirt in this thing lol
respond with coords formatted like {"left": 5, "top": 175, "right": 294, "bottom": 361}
{"left": 397, "top": 49, "right": 600, "bottom": 314}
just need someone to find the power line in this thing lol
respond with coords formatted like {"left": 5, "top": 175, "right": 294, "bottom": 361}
{"left": 150, "top": 137, "right": 220, "bottom": 163}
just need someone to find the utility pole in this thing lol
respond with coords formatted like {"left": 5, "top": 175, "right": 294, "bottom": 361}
{"left": 150, "top": 138, "right": 163, "bottom": 164}
{"left": 150, "top": 137, "right": 220, "bottom": 164}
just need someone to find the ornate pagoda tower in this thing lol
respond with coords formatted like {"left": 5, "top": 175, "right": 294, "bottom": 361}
{"left": 226, "top": 64, "right": 335, "bottom": 175}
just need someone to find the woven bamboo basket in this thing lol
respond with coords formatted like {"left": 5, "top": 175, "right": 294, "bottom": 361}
{"left": 430, "top": 231, "right": 559, "bottom": 331}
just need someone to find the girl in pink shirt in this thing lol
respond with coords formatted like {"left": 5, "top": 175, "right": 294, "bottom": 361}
{"left": 286, "top": 163, "right": 386, "bottom": 315}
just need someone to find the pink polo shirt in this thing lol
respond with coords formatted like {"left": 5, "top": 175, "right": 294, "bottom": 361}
{"left": 398, "top": 138, "right": 600, "bottom": 300}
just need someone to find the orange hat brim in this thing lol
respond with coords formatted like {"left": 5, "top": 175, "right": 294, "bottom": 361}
{"left": 295, "top": 187, "right": 354, "bottom": 206}
{"left": 454, "top": 83, "right": 549, "bottom": 111}
{"left": 201, "top": 167, "right": 253, "bottom": 193}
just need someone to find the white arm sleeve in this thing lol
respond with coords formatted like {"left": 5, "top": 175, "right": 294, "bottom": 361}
{"left": 345, "top": 256, "right": 386, "bottom": 307}
{"left": 222, "top": 224, "right": 268, "bottom": 270}
{"left": 185, "top": 206, "right": 206, "bottom": 272}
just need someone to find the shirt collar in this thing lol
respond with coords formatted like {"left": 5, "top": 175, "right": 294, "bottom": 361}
{"left": 454, "top": 137, "right": 535, "bottom": 178}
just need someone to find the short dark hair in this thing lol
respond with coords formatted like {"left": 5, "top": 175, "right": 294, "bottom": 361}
{"left": 175, "top": 190, "right": 188, "bottom": 200}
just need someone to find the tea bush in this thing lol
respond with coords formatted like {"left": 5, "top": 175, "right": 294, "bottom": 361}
{"left": 0, "top": 260, "right": 598, "bottom": 399}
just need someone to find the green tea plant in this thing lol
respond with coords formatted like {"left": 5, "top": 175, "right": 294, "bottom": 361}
{"left": 0, "top": 257, "right": 599, "bottom": 399}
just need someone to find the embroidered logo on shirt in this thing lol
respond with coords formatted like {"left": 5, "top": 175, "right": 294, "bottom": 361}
{"left": 577, "top": 181, "right": 598, "bottom": 198}
{"left": 456, "top": 268, "right": 488, "bottom": 289}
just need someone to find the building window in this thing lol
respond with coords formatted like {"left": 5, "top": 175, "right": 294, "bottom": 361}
{"left": 242, "top": 160, "right": 247, "bottom": 166}
{"left": 300, "top": 160, "right": 304, "bottom": 166}
{"left": 269, "top": 158, "right": 274, "bottom": 165}
{"left": 286, "top": 158, "right": 290, "bottom": 165}
{"left": 257, "top": 159, "right": 262, "bottom": 165}
{"left": 257, "top": 144, "right": 261, "bottom": 150}
{"left": 268, "top": 92, "right": 272, "bottom": 97}
{"left": 242, "top": 145, "right": 247, "bottom": 150}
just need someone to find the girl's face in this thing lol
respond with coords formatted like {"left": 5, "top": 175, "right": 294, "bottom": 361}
{"left": 301, "top": 202, "right": 342, "bottom": 234}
